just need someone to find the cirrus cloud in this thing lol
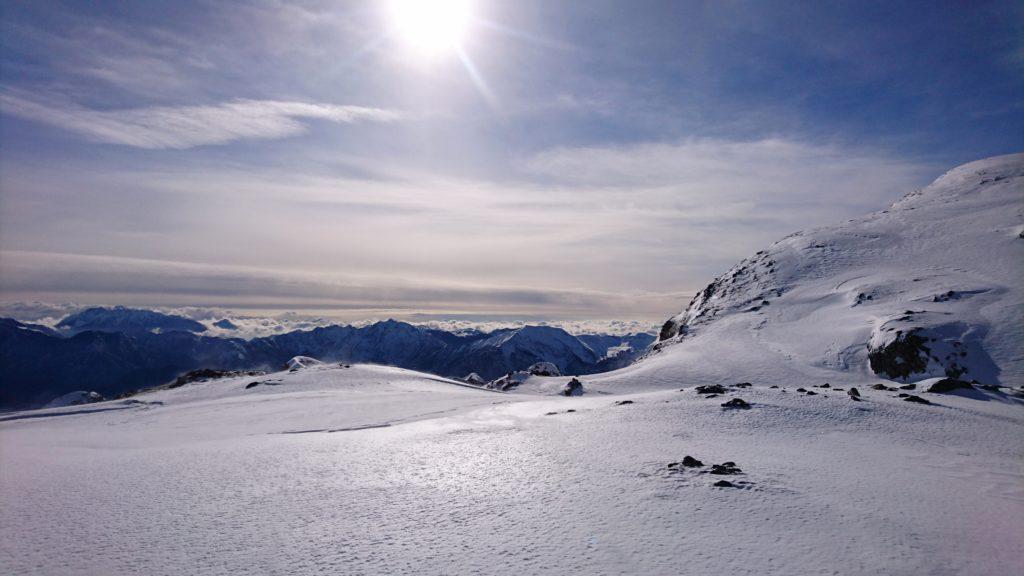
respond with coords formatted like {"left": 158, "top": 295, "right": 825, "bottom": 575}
{"left": 0, "top": 92, "right": 405, "bottom": 149}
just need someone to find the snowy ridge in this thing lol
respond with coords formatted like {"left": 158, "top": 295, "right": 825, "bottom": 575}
{"left": 657, "top": 153, "right": 1023, "bottom": 385}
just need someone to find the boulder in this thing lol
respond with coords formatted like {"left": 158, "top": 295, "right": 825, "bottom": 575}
{"left": 682, "top": 455, "right": 704, "bottom": 467}
{"left": 721, "top": 398, "right": 751, "bottom": 409}
{"left": 562, "top": 377, "right": 584, "bottom": 397}
{"left": 710, "top": 462, "right": 742, "bottom": 475}
{"left": 926, "top": 378, "right": 974, "bottom": 393}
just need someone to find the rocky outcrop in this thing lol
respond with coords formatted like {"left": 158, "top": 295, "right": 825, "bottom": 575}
{"left": 926, "top": 378, "right": 974, "bottom": 393}
{"left": 44, "top": 390, "right": 105, "bottom": 408}
{"left": 170, "top": 368, "right": 266, "bottom": 388}
{"left": 561, "top": 377, "right": 584, "bottom": 396}
{"left": 527, "top": 362, "right": 561, "bottom": 376}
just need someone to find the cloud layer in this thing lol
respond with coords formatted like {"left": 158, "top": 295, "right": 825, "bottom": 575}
{"left": 0, "top": 250, "right": 679, "bottom": 319}
{"left": 0, "top": 93, "right": 403, "bottom": 149}
{"left": 0, "top": 136, "right": 938, "bottom": 320}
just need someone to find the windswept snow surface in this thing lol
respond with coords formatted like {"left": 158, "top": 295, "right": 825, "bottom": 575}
{"left": 2, "top": 155, "right": 1023, "bottom": 575}
{"left": 1, "top": 363, "right": 1021, "bottom": 575}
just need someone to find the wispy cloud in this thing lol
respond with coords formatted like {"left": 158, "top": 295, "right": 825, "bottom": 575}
{"left": 524, "top": 138, "right": 933, "bottom": 190}
{"left": 0, "top": 93, "right": 405, "bottom": 149}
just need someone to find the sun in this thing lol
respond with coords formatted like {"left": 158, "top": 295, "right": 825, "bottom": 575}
{"left": 387, "top": 0, "right": 472, "bottom": 55}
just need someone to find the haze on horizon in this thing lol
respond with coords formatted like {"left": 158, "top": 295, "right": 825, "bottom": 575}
{"left": 1, "top": 0, "right": 1021, "bottom": 322}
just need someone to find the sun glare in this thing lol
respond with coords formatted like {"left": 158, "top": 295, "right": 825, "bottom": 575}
{"left": 388, "top": 0, "right": 472, "bottom": 55}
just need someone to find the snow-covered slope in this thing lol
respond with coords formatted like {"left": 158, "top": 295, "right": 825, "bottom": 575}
{"left": 656, "top": 153, "right": 1023, "bottom": 386}
{"left": 2, "top": 359, "right": 1021, "bottom": 575}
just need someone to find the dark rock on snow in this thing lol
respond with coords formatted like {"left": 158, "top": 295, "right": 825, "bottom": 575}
{"left": 562, "top": 377, "right": 584, "bottom": 397}
{"left": 170, "top": 368, "right": 265, "bottom": 389}
{"left": 903, "top": 395, "right": 932, "bottom": 404}
{"left": 721, "top": 398, "right": 751, "bottom": 409}
{"left": 710, "top": 462, "right": 742, "bottom": 475}
{"left": 713, "top": 480, "right": 736, "bottom": 488}
{"left": 868, "top": 329, "right": 931, "bottom": 380}
{"left": 682, "top": 455, "right": 704, "bottom": 468}
{"left": 927, "top": 378, "right": 974, "bottom": 393}
{"left": 695, "top": 384, "right": 727, "bottom": 395}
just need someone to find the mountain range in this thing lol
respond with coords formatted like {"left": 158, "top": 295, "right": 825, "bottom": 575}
{"left": 0, "top": 311, "right": 653, "bottom": 408}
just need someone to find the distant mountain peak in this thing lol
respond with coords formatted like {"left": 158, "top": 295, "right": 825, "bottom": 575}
{"left": 56, "top": 306, "right": 207, "bottom": 336}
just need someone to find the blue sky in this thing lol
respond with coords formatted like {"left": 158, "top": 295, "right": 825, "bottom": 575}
{"left": 1, "top": 0, "right": 1021, "bottom": 321}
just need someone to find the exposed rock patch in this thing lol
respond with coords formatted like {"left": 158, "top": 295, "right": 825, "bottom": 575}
{"left": 721, "top": 398, "right": 751, "bottom": 409}
{"left": 171, "top": 368, "right": 266, "bottom": 389}
{"left": 710, "top": 462, "right": 742, "bottom": 475}
{"left": 561, "top": 377, "right": 584, "bottom": 396}
{"left": 527, "top": 362, "right": 561, "bottom": 377}
{"left": 682, "top": 456, "right": 704, "bottom": 467}
{"left": 927, "top": 378, "right": 974, "bottom": 393}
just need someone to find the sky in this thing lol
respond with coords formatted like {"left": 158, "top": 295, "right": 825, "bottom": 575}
{"left": 1, "top": 0, "right": 1022, "bottom": 323}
